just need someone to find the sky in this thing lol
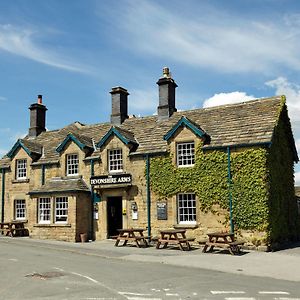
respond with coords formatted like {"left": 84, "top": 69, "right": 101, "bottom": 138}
{"left": 1, "top": 0, "right": 300, "bottom": 184}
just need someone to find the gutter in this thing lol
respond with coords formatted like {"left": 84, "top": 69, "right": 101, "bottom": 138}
{"left": 90, "top": 159, "right": 95, "bottom": 241}
{"left": 203, "top": 142, "right": 272, "bottom": 152}
{"left": 145, "top": 154, "right": 151, "bottom": 240}
{"left": 1, "top": 168, "right": 5, "bottom": 223}
{"left": 227, "top": 147, "right": 234, "bottom": 234}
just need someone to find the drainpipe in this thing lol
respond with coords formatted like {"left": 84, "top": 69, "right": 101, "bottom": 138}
{"left": 41, "top": 164, "right": 45, "bottom": 185}
{"left": 227, "top": 147, "right": 234, "bottom": 234}
{"left": 1, "top": 169, "right": 5, "bottom": 223}
{"left": 90, "top": 159, "right": 95, "bottom": 240}
{"left": 145, "top": 154, "right": 151, "bottom": 240}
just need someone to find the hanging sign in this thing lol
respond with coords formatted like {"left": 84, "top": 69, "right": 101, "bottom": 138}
{"left": 90, "top": 174, "right": 132, "bottom": 186}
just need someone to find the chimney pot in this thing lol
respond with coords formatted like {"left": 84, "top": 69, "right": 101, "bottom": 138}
{"left": 37, "top": 95, "right": 43, "bottom": 104}
{"left": 110, "top": 86, "right": 129, "bottom": 125}
{"left": 157, "top": 67, "right": 177, "bottom": 120}
{"left": 28, "top": 95, "right": 47, "bottom": 138}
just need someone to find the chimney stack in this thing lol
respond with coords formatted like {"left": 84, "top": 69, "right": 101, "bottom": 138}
{"left": 157, "top": 67, "right": 177, "bottom": 120}
{"left": 28, "top": 95, "right": 47, "bottom": 138}
{"left": 110, "top": 87, "right": 129, "bottom": 125}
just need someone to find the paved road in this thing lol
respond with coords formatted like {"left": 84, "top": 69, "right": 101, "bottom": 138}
{"left": 0, "top": 238, "right": 300, "bottom": 299}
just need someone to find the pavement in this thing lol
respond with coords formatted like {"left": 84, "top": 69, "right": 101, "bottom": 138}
{"left": 1, "top": 236, "right": 300, "bottom": 282}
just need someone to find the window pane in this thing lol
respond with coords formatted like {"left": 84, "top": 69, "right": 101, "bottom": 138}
{"left": 177, "top": 193, "right": 196, "bottom": 224}
{"left": 177, "top": 142, "right": 195, "bottom": 166}
{"left": 16, "top": 159, "right": 27, "bottom": 179}
{"left": 38, "top": 198, "right": 51, "bottom": 224}
{"left": 108, "top": 149, "right": 123, "bottom": 172}
{"left": 55, "top": 197, "right": 68, "bottom": 223}
{"left": 67, "top": 154, "right": 79, "bottom": 175}
{"left": 15, "top": 200, "right": 26, "bottom": 220}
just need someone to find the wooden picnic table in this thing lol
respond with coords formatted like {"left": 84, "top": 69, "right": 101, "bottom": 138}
{"left": 0, "top": 221, "right": 27, "bottom": 237}
{"left": 156, "top": 229, "right": 193, "bottom": 251}
{"left": 202, "top": 232, "right": 244, "bottom": 255}
{"left": 114, "top": 228, "right": 149, "bottom": 248}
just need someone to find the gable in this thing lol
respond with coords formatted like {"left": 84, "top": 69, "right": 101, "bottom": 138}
{"left": 164, "top": 116, "right": 210, "bottom": 144}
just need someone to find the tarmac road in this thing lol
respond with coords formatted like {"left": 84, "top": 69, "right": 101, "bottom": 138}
{"left": 0, "top": 237, "right": 300, "bottom": 299}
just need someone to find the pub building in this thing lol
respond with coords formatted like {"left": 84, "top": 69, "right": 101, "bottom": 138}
{"left": 0, "top": 68, "right": 299, "bottom": 249}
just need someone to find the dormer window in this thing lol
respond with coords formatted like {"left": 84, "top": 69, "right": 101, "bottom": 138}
{"left": 108, "top": 149, "right": 123, "bottom": 172}
{"left": 177, "top": 142, "right": 195, "bottom": 167}
{"left": 16, "top": 159, "right": 27, "bottom": 179}
{"left": 66, "top": 154, "right": 79, "bottom": 176}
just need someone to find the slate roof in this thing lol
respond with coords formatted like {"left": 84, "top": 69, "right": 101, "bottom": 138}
{"left": 0, "top": 95, "right": 296, "bottom": 167}
{"left": 28, "top": 177, "right": 90, "bottom": 194}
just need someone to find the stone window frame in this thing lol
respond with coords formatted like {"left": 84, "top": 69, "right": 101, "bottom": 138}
{"left": 14, "top": 199, "right": 26, "bottom": 220}
{"left": 177, "top": 193, "right": 197, "bottom": 225}
{"left": 16, "top": 159, "right": 27, "bottom": 180}
{"left": 176, "top": 141, "right": 195, "bottom": 167}
{"left": 66, "top": 153, "right": 79, "bottom": 176}
{"left": 108, "top": 148, "right": 123, "bottom": 173}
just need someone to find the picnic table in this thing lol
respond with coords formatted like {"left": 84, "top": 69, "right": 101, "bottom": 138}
{"left": 0, "top": 221, "right": 27, "bottom": 237}
{"left": 202, "top": 232, "right": 244, "bottom": 255}
{"left": 114, "top": 228, "right": 149, "bottom": 248}
{"left": 156, "top": 229, "right": 194, "bottom": 251}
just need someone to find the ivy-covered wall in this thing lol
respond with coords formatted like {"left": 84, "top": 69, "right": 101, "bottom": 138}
{"left": 267, "top": 104, "right": 300, "bottom": 243}
{"left": 149, "top": 103, "right": 300, "bottom": 247}
{"left": 149, "top": 146, "right": 269, "bottom": 233}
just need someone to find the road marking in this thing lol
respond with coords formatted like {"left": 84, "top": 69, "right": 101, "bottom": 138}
{"left": 119, "top": 292, "right": 152, "bottom": 296}
{"left": 225, "top": 298, "right": 256, "bottom": 300}
{"left": 259, "top": 291, "right": 290, "bottom": 295}
{"left": 8, "top": 258, "right": 18, "bottom": 262}
{"left": 166, "top": 293, "right": 179, "bottom": 296}
{"left": 211, "top": 291, "right": 246, "bottom": 294}
{"left": 71, "top": 272, "right": 99, "bottom": 284}
{"left": 274, "top": 298, "right": 300, "bottom": 300}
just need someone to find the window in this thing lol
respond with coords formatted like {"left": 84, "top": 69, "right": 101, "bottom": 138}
{"left": 38, "top": 197, "right": 69, "bottom": 224}
{"left": 16, "top": 159, "right": 27, "bottom": 179}
{"left": 55, "top": 197, "right": 68, "bottom": 223}
{"left": 177, "top": 193, "right": 196, "bottom": 224}
{"left": 108, "top": 149, "right": 123, "bottom": 172}
{"left": 14, "top": 199, "right": 26, "bottom": 220}
{"left": 38, "top": 198, "right": 51, "bottom": 224}
{"left": 66, "top": 154, "right": 79, "bottom": 176}
{"left": 177, "top": 142, "right": 195, "bottom": 167}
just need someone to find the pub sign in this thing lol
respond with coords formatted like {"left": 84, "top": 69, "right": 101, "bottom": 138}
{"left": 90, "top": 174, "right": 132, "bottom": 186}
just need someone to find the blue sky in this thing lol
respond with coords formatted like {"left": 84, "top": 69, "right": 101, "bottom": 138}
{"left": 1, "top": 0, "right": 300, "bottom": 183}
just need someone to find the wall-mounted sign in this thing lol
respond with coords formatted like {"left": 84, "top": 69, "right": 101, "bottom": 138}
{"left": 157, "top": 201, "right": 167, "bottom": 220}
{"left": 90, "top": 174, "right": 132, "bottom": 186}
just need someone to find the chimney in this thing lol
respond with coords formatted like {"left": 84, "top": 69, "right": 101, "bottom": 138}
{"left": 110, "top": 87, "right": 129, "bottom": 125}
{"left": 28, "top": 95, "right": 47, "bottom": 138}
{"left": 157, "top": 67, "right": 177, "bottom": 120}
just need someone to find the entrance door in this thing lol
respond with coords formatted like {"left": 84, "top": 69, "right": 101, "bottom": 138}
{"left": 107, "top": 196, "right": 122, "bottom": 237}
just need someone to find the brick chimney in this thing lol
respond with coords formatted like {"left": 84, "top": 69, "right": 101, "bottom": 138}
{"left": 28, "top": 95, "right": 47, "bottom": 138}
{"left": 110, "top": 87, "right": 129, "bottom": 125}
{"left": 157, "top": 67, "right": 177, "bottom": 120}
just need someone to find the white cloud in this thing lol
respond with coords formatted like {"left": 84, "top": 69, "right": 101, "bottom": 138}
{"left": 108, "top": 1, "right": 300, "bottom": 74}
{"left": 129, "top": 88, "right": 157, "bottom": 114}
{"left": 203, "top": 91, "right": 255, "bottom": 108}
{"left": 265, "top": 77, "right": 300, "bottom": 123}
{"left": 0, "top": 24, "right": 89, "bottom": 73}
{"left": 0, "top": 96, "right": 7, "bottom": 101}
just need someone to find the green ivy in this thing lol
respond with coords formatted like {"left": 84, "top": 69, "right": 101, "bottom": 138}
{"left": 149, "top": 145, "right": 269, "bottom": 231}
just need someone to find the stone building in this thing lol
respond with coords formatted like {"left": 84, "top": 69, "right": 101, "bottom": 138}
{"left": 0, "top": 69, "right": 299, "bottom": 247}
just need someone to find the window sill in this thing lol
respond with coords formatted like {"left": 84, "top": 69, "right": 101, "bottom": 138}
{"left": 12, "top": 179, "right": 30, "bottom": 184}
{"left": 34, "top": 223, "right": 71, "bottom": 228}
{"left": 173, "top": 224, "right": 198, "bottom": 229}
